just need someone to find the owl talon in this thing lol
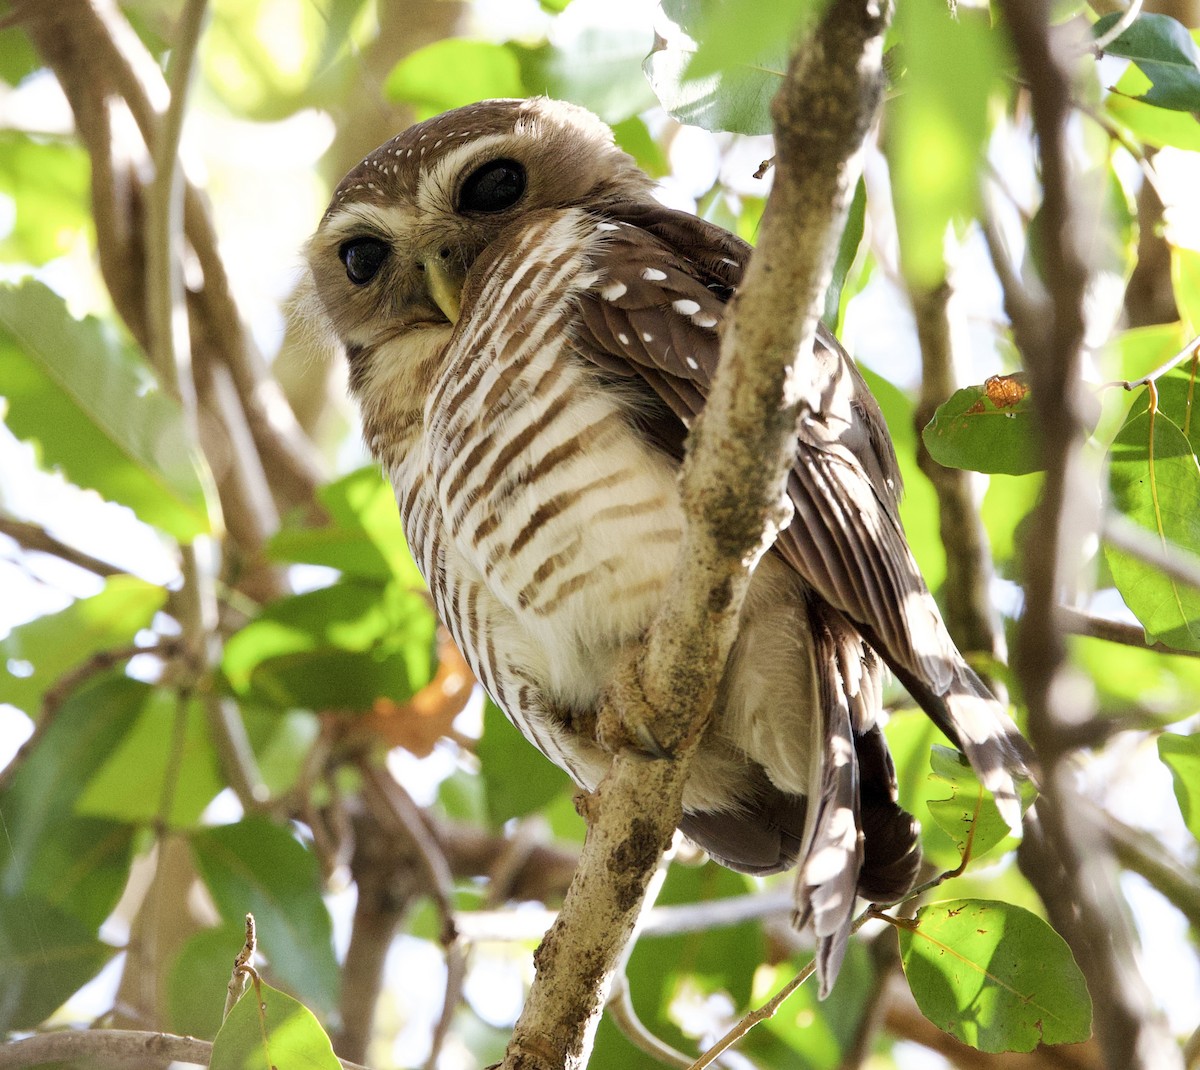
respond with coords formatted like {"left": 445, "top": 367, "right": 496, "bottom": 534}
{"left": 597, "top": 663, "right": 677, "bottom": 759}
{"left": 597, "top": 701, "right": 673, "bottom": 759}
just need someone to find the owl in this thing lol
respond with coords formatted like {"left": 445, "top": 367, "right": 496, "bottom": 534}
{"left": 305, "top": 97, "right": 1032, "bottom": 994}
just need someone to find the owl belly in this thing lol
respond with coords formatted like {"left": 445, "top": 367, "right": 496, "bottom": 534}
{"left": 429, "top": 352, "right": 686, "bottom": 711}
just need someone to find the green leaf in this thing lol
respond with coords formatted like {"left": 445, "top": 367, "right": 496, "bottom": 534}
{"left": 678, "top": 0, "right": 811, "bottom": 81}
{"left": 1106, "top": 66, "right": 1200, "bottom": 149}
{"left": 1071, "top": 632, "right": 1200, "bottom": 718}
{"left": 222, "top": 578, "right": 435, "bottom": 712}
{"left": 243, "top": 707, "right": 321, "bottom": 797}
{"left": 515, "top": 15, "right": 658, "bottom": 124}
{"left": 191, "top": 818, "right": 339, "bottom": 1014}
{"left": 980, "top": 472, "right": 1043, "bottom": 576}
{"left": 1095, "top": 12, "right": 1200, "bottom": 112}
{"left": 0, "top": 19, "right": 40, "bottom": 85}
{"left": 824, "top": 178, "right": 866, "bottom": 332}
{"left": 0, "top": 897, "right": 118, "bottom": 1032}
{"left": 0, "top": 281, "right": 211, "bottom": 539}
{"left": 0, "top": 132, "right": 91, "bottom": 264}
{"left": 477, "top": 698, "right": 572, "bottom": 825}
{"left": 923, "top": 375, "right": 1042, "bottom": 475}
{"left": 168, "top": 924, "right": 253, "bottom": 1041}
{"left": 269, "top": 466, "right": 423, "bottom": 587}
{"left": 76, "top": 691, "right": 224, "bottom": 829}
{"left": 611, "top": 116, "right": 669, "bottom": 178}
{"left": 898, "top": 899, "right": 1092, "bottom": 1051}
{"left": 210, "top": 978, "right": 341, "bottom": 1070}
{"left": 1157, "top": 732, "right": 1200, "bottom": 842}
{"left": 0, "top": 676, "right": 142, "bottom": 928}
{"left": 1105, "top": 390, "right": 1200, "bottom": 651}
{"left": 1172, "top": 246, "right": 1200, "bottom": 335}
{"left": 644, "top": 42, "right": 780, "bottom": 134}
{"left": 888, "top": 3, "right": 1005, "bottom": 287}
{"left": 0, "top": 575, "right": 166, "bottom": 717}
{"left": 926, "top": 746, "right": 1032, "bottom": 863}
{"left": 201, "top": 0, "right": 372, "bottom": 120}
{"left": 385, "top": 40, "right": 524, "bottom": 116}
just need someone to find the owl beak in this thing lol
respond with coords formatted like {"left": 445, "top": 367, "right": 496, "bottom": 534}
{"left": 424, "top": 256, "right": 463, "bottom": 324}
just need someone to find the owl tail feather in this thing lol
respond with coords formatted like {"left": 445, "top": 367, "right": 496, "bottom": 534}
{"left": 889, "top": 659, "right": 1038, "bottom": 834}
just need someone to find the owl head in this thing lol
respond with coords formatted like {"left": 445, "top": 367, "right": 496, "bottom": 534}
{"left": 303, "top": 98, "right": 653, "bottom": 365}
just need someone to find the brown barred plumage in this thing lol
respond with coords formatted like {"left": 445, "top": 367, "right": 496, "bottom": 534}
{"left": 304, "top": 97, "right": 1034, "bottom": 995}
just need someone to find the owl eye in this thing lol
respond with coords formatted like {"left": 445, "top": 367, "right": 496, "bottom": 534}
{"left": 339, "top": 237, "right": 389, "bottom": 285}
{"left": 458, "top": 158, "right": 526, "bottom": 213}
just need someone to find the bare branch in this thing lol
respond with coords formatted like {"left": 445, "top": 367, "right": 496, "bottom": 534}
{"left": 1104, "top": 811, "right": 1200, "bottom": 930}
{"left": 355, "top": 759, "right": 465, "bottom": 1067}
{"left": 606, "top": 975, "right": 694, "bottom": 1069}
{"left": 1058, "top": 604, "right": 1200, "bottom": 660}
{"left": 994, "top": 0, "right": 1183, "bottom": 1064}
{"left": 501, "top": 2, "right": 891, "bottom": 1067}
{"left": 0, "top": 1029, "right": 371, "bottom": 1070}
{"left": 0, "top": 516, "right": 132, "bottom": 579}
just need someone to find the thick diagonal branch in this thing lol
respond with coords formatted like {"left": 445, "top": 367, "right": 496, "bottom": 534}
{"left": 501, "top": 3, "right": 891, "bottom": 1068}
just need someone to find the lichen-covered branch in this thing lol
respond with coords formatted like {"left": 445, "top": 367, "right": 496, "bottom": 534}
{"left": 501, "top": 2, "right": 892, "bottom": 1067}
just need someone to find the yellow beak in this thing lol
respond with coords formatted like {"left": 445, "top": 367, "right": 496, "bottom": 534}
{"left": 424, "top": 256, "right": 462, "bottom": 324}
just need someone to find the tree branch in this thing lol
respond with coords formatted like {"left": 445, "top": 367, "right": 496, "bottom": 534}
{"left": 0, "top": 516, "right": 132, "bottom": 579}
{"left": 1058, "top": 604, "right": 1200, "bottom": 660}
{"left": 996, "top": 5, "right": 1183, "bottom": 1063}
{"left": 501, "top": 2, "right": 891, "bottom": 1067}
{"left": 0, "top": 1029, "right": 371, "bottom": 1070}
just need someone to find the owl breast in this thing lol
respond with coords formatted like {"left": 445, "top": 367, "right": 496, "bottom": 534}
{"left": 383, "top": 211, "right": 820, "bottom": 822}
{"left": 428, "top": 336, "right": 685, "bottom": 708}
{"left": 381, "top": 211, "right": 683, "bottom": 789}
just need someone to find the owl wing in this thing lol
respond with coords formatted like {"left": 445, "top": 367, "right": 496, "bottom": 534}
{"left": 571, "top": 204, "right": 1032, "bottom": 825}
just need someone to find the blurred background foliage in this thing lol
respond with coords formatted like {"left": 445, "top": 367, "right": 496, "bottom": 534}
{"left": 0, "top": 0, "right": 1199, "bottom": 1067}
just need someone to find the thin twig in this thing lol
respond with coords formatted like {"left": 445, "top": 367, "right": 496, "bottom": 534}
{"left": 606, "top": 974, "right": 694, "bottom": 1069}
{"left": 1091, "top": 0, "right": 1143, "bottom": 54}
{"left": 1102, "top": 809, "right": 1200, "bottom": 930}
{"left": 0, "top": 517, "right": 130, "bottom": 578}
{"left": 687, "top": 956, "right": 819, "bottom": 1070}
{"left": 356, "top": 758, "right": 465, "bottom": 1063}
{"left": 1058, "top": 604, "right": 1200, "bottom": 659}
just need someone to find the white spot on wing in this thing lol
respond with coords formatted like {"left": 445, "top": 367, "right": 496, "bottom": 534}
{"left": 642, "top": 332, "right": 653, "bottom": 343}
{"left": 601, "top": 281, "right": 627, "bottom": 301}
{"left": 685, "top": 357, "right": 699, "bottom": 370}
{"left": 618, "top": 332, "right": 630, "bottom": 345}
{"left": 641, "top": 267, "right": 667, "bottom": 282}
{"left": 694, "top": 313, "right": 718, "bottom": 328}
{"left": 672, "top": 299, "right": 700, "bottom": 315}
{"left": 595, "top": 222, "right": 619, "bottom": 231}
